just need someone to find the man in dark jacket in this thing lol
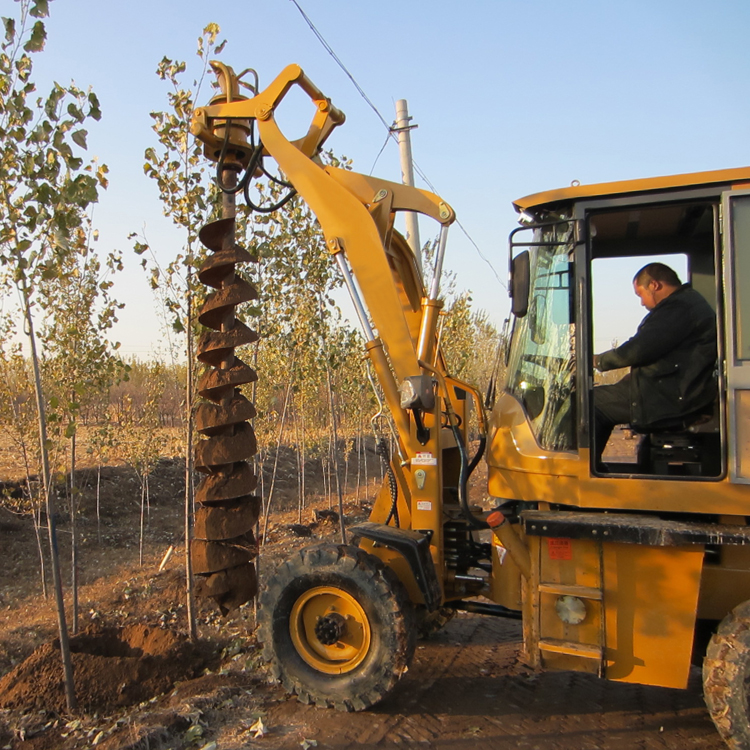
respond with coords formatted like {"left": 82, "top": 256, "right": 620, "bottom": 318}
{"left": 593, "top": 262, "right": 717, "bottom": 465}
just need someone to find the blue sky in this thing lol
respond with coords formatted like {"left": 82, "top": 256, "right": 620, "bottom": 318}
{"left": 23, "top": 0, "right": 750, "bottom": 357}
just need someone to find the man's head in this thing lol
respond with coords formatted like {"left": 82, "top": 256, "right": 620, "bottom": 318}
{"left": 632, "top": 263, "right": 682, "bottom": 310}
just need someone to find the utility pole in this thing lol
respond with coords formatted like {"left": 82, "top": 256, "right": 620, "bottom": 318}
{"left": 394, "top": 99, "right": 422, "bottom": 274}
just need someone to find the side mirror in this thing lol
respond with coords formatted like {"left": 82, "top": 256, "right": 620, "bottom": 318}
{"left": 510, "top": 250, "right": 530, "bottom": 317}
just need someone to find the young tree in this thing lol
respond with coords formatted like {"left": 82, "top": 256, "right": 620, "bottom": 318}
{"left": 0, "top": 319, "right": 46, "bottom": 595}
{"left": 119, "top": 374, "right": 166, "bottom": 567}
{"left": 40, "top": 216, "right": 125, "bottom": 633}
{"left": 0, "top": 0, "right": 107, "bottom": 711}
{"left": 439, "top": 291, "right": 501, "bottom": 397}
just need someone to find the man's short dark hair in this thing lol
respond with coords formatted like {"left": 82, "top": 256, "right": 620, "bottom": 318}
{"left": 633, "top": 263, "right": 682, "bottom": 288}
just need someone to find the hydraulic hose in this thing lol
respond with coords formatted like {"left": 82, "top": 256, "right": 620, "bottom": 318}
{"left": 467, "top": 435, "right": 486, "bottom": 478}
{"left": 376, "top": 438, "right": 400, "bottom": 528}
{"left": 418, "top": 361, "right": 488, "bottom": 530}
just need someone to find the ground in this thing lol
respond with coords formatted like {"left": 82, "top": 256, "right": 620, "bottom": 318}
{"left": 0, "top": 430, "right": 727, "bottom": 750}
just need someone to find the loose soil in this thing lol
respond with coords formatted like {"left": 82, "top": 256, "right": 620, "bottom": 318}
{"left": 0, "top": 624, "right": 211, "bottom": 714}
{"left": 0, "top": 429, "right": 727, "bottom": 749}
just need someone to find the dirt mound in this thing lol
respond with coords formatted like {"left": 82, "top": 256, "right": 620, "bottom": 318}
{"left": 0, "top": 624, "right": 209, "bottom": 713}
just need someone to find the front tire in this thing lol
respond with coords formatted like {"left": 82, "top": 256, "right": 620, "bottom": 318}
{"left": 703, "top": 600, "right": 750, "bottom": 749}
{"left": 258, "top": 544, "right": 416, "bottom": 711}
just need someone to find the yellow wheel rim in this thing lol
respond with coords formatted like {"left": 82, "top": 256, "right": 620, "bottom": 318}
{"left": 289, "top": 586, "right": 371, "bottom": 674}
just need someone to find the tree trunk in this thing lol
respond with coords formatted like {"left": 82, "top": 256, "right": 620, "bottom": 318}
{"left": 70, "top": 430, "right": 78, "bottom": 635}
{"left": 344, "top": 437, "right": 350, "bottom": 495}
{"left": 251, "top": 333, "right": 260, "bottom": 620}
{"left": 364, "top": 427, "right": 369, "bottom": 497}
{"left": 22, "top": 287, "right": 76, "bottom": 711}
{"left": 184, "top": 317, "right": 197, "bottom": 639}
{"left": 32, "top": 497, "right": 47, "bottom": 599}
{"left": 19, "top": 434, "right": 47, "bottom": 598}
{"left": 261, "top": 371, "right": 294, "bottom": 546}
{"left": 96, "top": 464, "right": 101, "bottom": 545}
{"left": 322, "top": 342, "right": 346, "bottom": 545}
{"left": 300, "top": 401, "right": 306, "bottom": 518}
{"left": 139, "top": 476, "right": 145, "bottom": 567}
{"left": 295, "top": 405, "right": 303, "bottom": 524}
{"left": 355, "top": 417, "right": 362, "bottom": 503}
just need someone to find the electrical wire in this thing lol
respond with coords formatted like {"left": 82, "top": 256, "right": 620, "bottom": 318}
{"left": 289, "top": 0, "right": 393, "bottom": 133}
{"left": 369, "top": 130, "right": 392, "bottom": 175}
{"left": 289, "top": 0, "right": 504, "bottom": 288}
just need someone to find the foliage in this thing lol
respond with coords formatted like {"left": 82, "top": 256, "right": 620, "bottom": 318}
{"left": 0, "top": 0, "right": 106, "bottom": 295}
{"left": 240, "top": 154, "right": 357, "bottom": 456}
{"left": 40, "top": 218, "right": 127, "bottom": 447}
{"left": 440, "top": 291, "right": 501, "bottom": 396}
{"left": 120, "top": 366, "right": 167, "bottom": 482}
{"left": 134, "top": 22, "right": 224, "bottom": 348}
{"left": 0, "top": 0, "right": 125, "bottom": 538}
{"left": 0, "top": 317, "right": 38, "bottom": 511}
{"left": 0, "top": 0, "right": 110, "bottom": 708}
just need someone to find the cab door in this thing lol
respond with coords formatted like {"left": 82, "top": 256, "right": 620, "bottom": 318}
{"left": 721, "top": 190, "right": 750, "bottom": 482}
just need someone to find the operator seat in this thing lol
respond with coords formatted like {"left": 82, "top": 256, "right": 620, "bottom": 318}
{"left": 634, "top": 401, "right": 721, "bottom": 477}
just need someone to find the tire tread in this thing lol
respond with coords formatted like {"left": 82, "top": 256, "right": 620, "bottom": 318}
{"left": 704, "top": 601, "right": 750, "bottom": 749}
{"left": 257, "top": 543, "right": 415, "bottom": 711}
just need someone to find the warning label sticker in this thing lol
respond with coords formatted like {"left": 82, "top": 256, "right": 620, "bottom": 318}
{"left": 416, "top": 500, "right": 432, "bottom": 511}
{"left": 547, "top": 537, "right": 573, "bottom": 560}
{"left": 412, "top": 453, "right": 437, "bottom": 466}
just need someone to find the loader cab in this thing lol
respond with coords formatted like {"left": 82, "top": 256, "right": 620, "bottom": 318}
{"left": 587, "top": 200, "right": 720, "bottom": 478}
{"left": 489, "top": 167, "right": 750, "bottom": 515}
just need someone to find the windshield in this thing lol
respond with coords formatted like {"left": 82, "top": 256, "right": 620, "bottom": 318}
{"left": 506, "top": 221, "right": 577, "bottom": 452}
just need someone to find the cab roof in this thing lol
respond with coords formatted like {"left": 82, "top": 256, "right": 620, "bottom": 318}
{"left": 513, "top": 166, "right": 750, "bottom": 214}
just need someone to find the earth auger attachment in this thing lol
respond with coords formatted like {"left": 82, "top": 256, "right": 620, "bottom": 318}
{"left": 191, "top": 63, "right": 261, "bottom": 614}
{"left": 190, "top": 62, "right": 346, "bottom": 614}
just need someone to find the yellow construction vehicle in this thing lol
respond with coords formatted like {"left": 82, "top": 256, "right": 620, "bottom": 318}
{"left": 191, "top": 63, "right": 750, "bottom": 749}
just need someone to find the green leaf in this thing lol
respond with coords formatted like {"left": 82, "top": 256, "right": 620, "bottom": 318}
{"left": 65, "top": 423, "right": 76, "bottom": 439}
{"left": 30, "top": 1, "right": 50, "bottom": 19}
{"left": 88, "top": 92, "right": 101, "bottom": 120}
{"left": 2, "top": 17, "right": 15, "bottom": 44}
{"left": 71, "top": 129, "right": 87, "bottom": 149}
{"left": 67, "top": 102, "right": 84, "bottom": 121}
{"left": 23, "top": 21, "right": 46, "bottom": 53}
{"left": 45, "top": 84, "right": 64, "bottom": 119}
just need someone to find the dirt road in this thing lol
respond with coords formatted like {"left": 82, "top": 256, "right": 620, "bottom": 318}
{"left": 258, "top": 613, "right": 723, "bottom": 750}
{"left": 0, "top": 446, "right": 728, "bottom": 750}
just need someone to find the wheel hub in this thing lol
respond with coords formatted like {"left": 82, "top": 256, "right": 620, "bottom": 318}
{"left": 289, "top": 586, "right": 372, "bottom": 674}
{"left": 314, "top": 612, "right": 347, "bottom": 645}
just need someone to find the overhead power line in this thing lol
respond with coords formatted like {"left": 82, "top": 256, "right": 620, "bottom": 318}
{"left": 288, "top": 0, "right": 505, "bottom": 289}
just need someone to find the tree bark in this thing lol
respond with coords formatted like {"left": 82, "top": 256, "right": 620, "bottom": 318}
{"left": 184, "top": 302, "right": 197, "bottom": 639}
{"left": 262, "top": 370, "right": 294, "bottom": 546}
{"left": 322, "top": 339, "right": 346, "bottom": 545}
{"left": 70, "top": 430, "right": 78, "bottom": 635}
{"left": 22, "top": 286, "right": 76, "bottom": 711}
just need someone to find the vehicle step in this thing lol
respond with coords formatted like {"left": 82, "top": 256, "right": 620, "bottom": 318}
{"left": 538, "top": 583, "right": 603, "bottom": 600}
{"left": 538, "top": 638, "right": 602, "bottom": 659}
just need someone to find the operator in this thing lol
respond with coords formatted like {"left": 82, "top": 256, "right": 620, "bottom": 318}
{"left": 592, "top": 262, "right": 717, "bottom": 466}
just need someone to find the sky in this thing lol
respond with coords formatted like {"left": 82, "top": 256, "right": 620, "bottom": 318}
{"left": 17, "top": 0, "right": 750, "bottom": 358}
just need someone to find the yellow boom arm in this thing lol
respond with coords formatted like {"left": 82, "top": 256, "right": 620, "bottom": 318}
{"left": 192, "top": 63, "right": 481, "bottom": 578}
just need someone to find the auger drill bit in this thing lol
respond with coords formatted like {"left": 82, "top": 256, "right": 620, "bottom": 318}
{"left": 192, "top": 214, "right": 260, "bottom": 614}
{"left": 190, "top": 61, "right": 271, "bottom": 614}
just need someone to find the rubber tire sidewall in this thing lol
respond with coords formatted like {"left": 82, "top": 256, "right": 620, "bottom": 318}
{"left": 258, "top": 543, "right": 416, "bottom": 711}
{"left": 704, "top": 599, "right": 750, "bottom": 750}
